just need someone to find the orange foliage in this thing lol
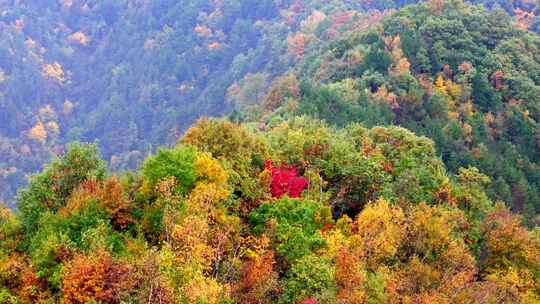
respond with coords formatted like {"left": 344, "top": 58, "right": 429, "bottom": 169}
{"left": 491, "top": 70, "right": 504, "bottom": 90}
{"left": 386, "top": 36, "right": 411, "bottom": 76}
{"left": 396, "top": 204, "right": 477, "bottom": 300}
{"left": 95, "top": 177, "right": 133, "bottom": 229}
{"left": 459, "top": 61, "right": 473, "bottom": 74}
{"left": 27, "top": 121, "right": 48, "bottom": 144}
{"left": 514, "top": 8, "right": 535, "bottom": 29}
{"left": 332, "top": 10, "right": 355, "bottom": 28}
{"left": 195, "top": 24, "right": 213, "bottom": 38}
{"left": 58, "top": 179, "right": 97, "bottom": 217}
{"left": 68, "top": 31, "right": 90, "bottom": 46}
{"left": 427, "top": 0, "right": 446, "bottom": 14}
{"left": 38, "top": 104, "right": 56, "bottom": 121}
{"left": 62, "top": 250, "right": 135, "bottom": 304}
{"left": 373, "top": 85, "right": 399, "bottom": 109}
{"left": 288, "top": 33, "right": 310, "bottom": 58}
{"left": 233, "top": 251, "right": 278, "bottom": 304}
{"left": 59, "top": 177, "right": 133, "bottom": 229}
{"left": 481, "top": 203, "right": 539, "bottom": 274}
{"left": 0, "top": 254, "right": 52, "bottom": 303}
{"left": 455, "top": 280, "right": 524, "bottom": 303}
{"left": 18, "top": 267, "right": 52, "bottom": 303}
{"left": 263, "top": 74, "right": 300, "bottom": 111}
{"left": 300, "top": 10, "right": 326, "bottom": 33}
{"left": 335, "top": 249, "right": 367, "bottom": 303}
{"left": 208, "top": 41, "right": 221, "bottom": 50}
{"left": 42, "top": 62, "right": 66, "bottom": 83}
{"left": 138, "top": 255, "right": 175, "bottom": 304}
{"left": 171, "top": 215, "right": 215, "bottom": 267}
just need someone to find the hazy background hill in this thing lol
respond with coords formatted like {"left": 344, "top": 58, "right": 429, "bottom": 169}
{"left": 0, "top": 0, "right": 377, "bottom": 204}
{"left": 1, "top": 0, "right": 540, "bottom": 209}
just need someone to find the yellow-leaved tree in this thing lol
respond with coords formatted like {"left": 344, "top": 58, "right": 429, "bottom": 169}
{"left": 27, "top": 121, "right": 47, "bottom": 144}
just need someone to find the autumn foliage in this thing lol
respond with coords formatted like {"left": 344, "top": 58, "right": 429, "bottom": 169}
{"left": 62, "top": 250, "right": 135, "bottom": 304}
{"left": 4, "top": 0, "right": 540, "bottom": 298}
{"left": 1, "top": 117, "right": 539, "bottom": 303}
{"left": 264, "top": 160, "right": 308, "bottom": 198}
{"left": 234, "top": 251, "right": 279, "bottom": 303}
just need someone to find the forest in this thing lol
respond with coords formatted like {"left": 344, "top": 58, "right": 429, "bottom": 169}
{"left": 245, "top": 0, "right": 540, "bottom": 224}
{"left": 0, "top": 0, "right": 539, "bottom": 303}
{"left": 1, "top": 0, "right": 540, "bottom": 206}
{"left": 1, "top": 118, "right": 539, "bottom": 303}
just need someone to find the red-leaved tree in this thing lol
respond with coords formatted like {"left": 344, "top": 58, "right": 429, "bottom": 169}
{"left": 265, "top": 160, "right": 308, "bottom": 198}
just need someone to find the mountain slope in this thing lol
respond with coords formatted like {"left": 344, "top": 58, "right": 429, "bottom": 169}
{"left": 0, "top": 0, "right": 416, "bottom": 204}
{"left": 2, "top": 0, "right": 540, "bottom": 205}
{"left": 0, "top": 1, "right": 538, "bottom": 303}
{"left": 253, "top": 0, "right": 540, "bottom": 223}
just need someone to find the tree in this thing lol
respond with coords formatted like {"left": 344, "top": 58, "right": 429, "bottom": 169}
{"left": 181, "top": 118, "right": 269, "bottom": 201}
{"left": 288, "top": 33, "right": 310, "bottom": 58}
{"left": 233, "top": 251, "right": 279, "bottom": 304}
{"left": 27, "top": 121, "right": 47, "bottom": 144}
{"left": 471, "top": 71, "right": 499, "bottom": 111}
{"left": 42, "top": 62, "right": 66, "bottom": 83}
{"left": 264, "top": 160, "right": 308, "bottom": 198}
{"left": 263, "top": 74, "right": 300, "bottom": 112}
{"left": 95, "top": 177, "right": 133, "bottom": 230}
{"left": 227, "top": 73, "right": 269, "bottom": 110}
{"left": 481, "top": 203, "right": 539, "bottom": 274}
{"left": 354, "top": 198, "right": 404, "bottom": 268}
{"left": 249, "top": 198, "right": 332, "bottom": 264}
{"left": 281, "top": 254, "right": 336, "bottom": 303}
{"left": 141, "top": 146, "right": 197, "bottom": 195}
{"left": 62, "top": 250, "right": 135, "bottom": 304}
{"left": 17, "top": 143, "right": 106, "bottom": 232}
{"left": 335, "top": 248, "right": 369, "bottom": 304}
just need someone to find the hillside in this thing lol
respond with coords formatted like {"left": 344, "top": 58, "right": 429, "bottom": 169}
{"left": 2, "top": 0, "right": 540, "bottom": 205}
{"left": 248, "top": 0, "right": 540, "bottom": 223}
{"left": 1, "top": 1, "right": 540, "bottom": 302}
{"left": 0, "top": 117, "right": 538, "bottom": 303}
{"left": 0, "top": 0, "right": 402, "bottom": 204}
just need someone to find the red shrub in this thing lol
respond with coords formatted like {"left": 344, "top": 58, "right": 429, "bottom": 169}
{"left": 265, "top": 161, "right": 308, "bottom": 198}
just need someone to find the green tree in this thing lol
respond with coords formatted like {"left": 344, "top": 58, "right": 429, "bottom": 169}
{"left": 141, "top": 146, "right": 197, "bottom": 195}
{"left": 17, "top": 143, "right": 106, "bottom": 233}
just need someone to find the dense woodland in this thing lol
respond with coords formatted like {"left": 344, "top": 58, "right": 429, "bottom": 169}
{"left": 0, "top": 0, "right": 409, "bottom": 203}
{"left": 1, "top": 0, "right": 540, "bottom": 206}
{"left": 243, "top": 0, "right": 540, "bottom": 224}
{"left": 0, "top": 118, "right": 538, "bottom": 303}
{"left": 0, "top": 0, "right": 540, "bottom": 303}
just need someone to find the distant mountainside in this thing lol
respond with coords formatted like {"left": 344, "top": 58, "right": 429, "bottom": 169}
{"left": 1, "top": 0, "right": 540, "bottom": 207}
{"left": 0, "top": 0, "right": 346, "bottom": 203}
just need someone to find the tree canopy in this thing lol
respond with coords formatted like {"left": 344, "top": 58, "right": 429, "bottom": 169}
{"left": 0, "top": 117, "right": 537, "bottom": 303}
